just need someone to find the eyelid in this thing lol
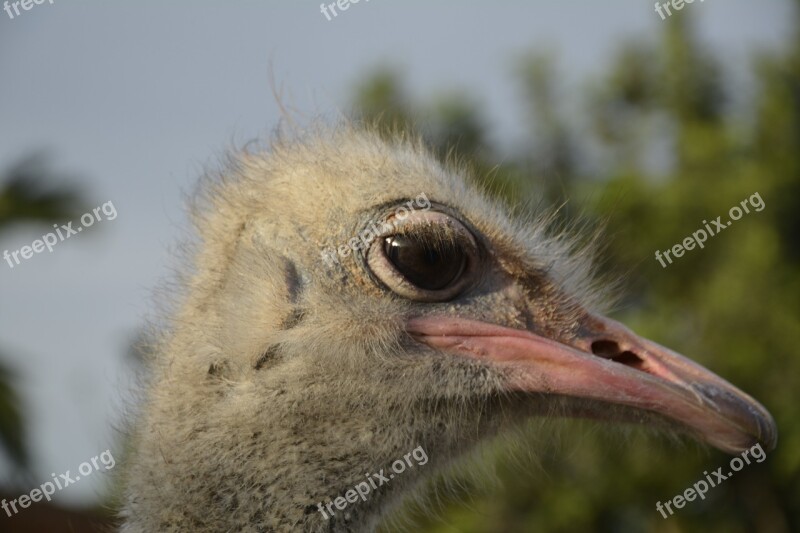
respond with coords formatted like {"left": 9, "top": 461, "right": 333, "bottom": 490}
{"left": 385, "top": 211, "right": 476, "bottom": 243}
{"left": 365, "top": 210, "right": 480, "bottom": 302}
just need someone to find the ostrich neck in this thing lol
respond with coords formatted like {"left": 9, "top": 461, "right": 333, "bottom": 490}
{"left": 122, "top": 371, "right": 449, "bottom": 532}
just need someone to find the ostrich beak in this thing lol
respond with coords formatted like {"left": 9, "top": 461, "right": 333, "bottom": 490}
{"left": 407, "top": 315, "right": 777, "bottom": 454}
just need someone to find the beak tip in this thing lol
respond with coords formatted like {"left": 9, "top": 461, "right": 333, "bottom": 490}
{"left": 710, "top": 407, "right": 778, "bottom": 455}
{"left": 758, "top": 413, "right": 779, "bottom": 452}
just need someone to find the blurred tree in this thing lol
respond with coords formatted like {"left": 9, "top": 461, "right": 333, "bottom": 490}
{"left": 350, "top": 68, "right": 531, "bottom": 208}
{"left": 0, "top": 153, "right": 84, "bottom": 228}
{"left": 0, "top": 358, "right": 26, "bottom": 478}
{"left": 0, "top": 154, "right": 86, "bottom": 480}
{"left": 353, "top": 9, "right": 800, "bottom": 533}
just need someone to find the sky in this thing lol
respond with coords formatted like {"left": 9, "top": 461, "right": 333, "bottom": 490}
{"left": 0, "top": 0, "right": 794, "bottom": 507}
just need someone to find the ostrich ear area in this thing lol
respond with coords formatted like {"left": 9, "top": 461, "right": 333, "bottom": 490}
{"left": 406, "top": 315, "right": 777, "bottom": 455}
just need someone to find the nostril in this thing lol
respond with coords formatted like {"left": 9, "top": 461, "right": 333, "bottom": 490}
{"left": 591, "top": 340, "right": 620, "bottom": 358}
{"left": 611, "top": 351, "right": 646, "bottom": 371}
{"left": 591, "top": 340, "right": 647, "bottom": 371}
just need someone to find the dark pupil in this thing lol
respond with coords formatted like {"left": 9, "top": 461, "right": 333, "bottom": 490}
{"left": 383, "top": 234, "right": 466, "bottom": 291}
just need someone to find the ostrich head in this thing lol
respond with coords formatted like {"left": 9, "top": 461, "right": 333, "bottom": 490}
{"left": 121, "top": 125, "right": 776, "bottom": 532}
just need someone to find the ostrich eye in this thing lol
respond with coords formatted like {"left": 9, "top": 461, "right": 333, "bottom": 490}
{"left": 366, "top": 210, "right": 478, "bottom": 302}
{"left": 383, "top": 234, "right": 466, "bottom": 291}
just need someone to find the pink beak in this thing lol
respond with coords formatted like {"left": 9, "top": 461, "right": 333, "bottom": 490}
{"left": 407, "top": 315, "right": 776, "bottom": 454}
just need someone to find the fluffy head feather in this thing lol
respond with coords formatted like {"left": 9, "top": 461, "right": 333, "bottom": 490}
{"left": 119, "top": 123, "right": 775, "bottom": 532}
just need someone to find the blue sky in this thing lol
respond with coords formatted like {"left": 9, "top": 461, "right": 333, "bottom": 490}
{"left": 0, "top": 0, "right": 794, "bottom": 506}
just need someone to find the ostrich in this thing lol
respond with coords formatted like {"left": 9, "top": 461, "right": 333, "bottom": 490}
{"left": 119, "top": 125, "right": 776, "bottom": 532}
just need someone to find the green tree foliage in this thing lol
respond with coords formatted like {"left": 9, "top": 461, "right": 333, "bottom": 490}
{"left": 0, "top": 154, "right": 86, "bottom": 479}
{"left": 0, "top": 153, "right": 84, "bottom": 228}
{"left": 0, "top": 358, "right": 27, "bottom": 477}
{"left": 354, "top": 13, "right": 800, "bottom": 533}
